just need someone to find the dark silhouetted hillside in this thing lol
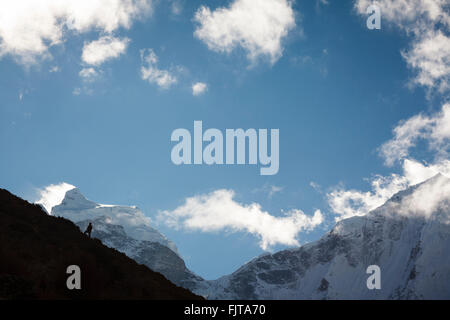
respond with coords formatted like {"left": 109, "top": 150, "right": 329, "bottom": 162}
{"left": 0, "top": 188, "right": 202, "bottom": 300}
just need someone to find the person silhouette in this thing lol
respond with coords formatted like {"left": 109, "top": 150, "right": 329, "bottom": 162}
{"left": 84, "top": 222, "right": 93, "bottom": 238}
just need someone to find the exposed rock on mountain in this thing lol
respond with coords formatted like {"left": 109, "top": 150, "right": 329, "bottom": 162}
{"left": 197, "top": 174, "right": 450, "bottom": 299}
{"left": 52, "top": 188, "right": 205, "bottom": 292}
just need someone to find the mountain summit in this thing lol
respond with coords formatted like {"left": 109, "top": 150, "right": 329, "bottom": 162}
{"left": 195, "top": 174, "right": 450, "bottom": 299}
{"left": 53, "top": 188, "right": 177, "bottom": 251}
{"left": 51, "top": 188, "right": 205, "bottom": 291}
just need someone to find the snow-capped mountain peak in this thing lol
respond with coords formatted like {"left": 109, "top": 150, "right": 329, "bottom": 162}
{"left": 195, "top": 175, "right": 450, "bottom": 299}
{"left": 48, "top": 186, "right": 207, "bottom": 292}
{"left": 57, "top": 188, "right": 97, "bottom": 210}
{"left": 52, "top": 188, "right": 178, "bottom": 253}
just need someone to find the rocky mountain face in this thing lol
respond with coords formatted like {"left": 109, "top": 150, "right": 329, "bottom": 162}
{"left": 196, "top": 174, "right": 450, "bottom": 299}
{"left": 0, "top": 188, "right": 202, "bottom": 299}
{"left": 50, "top": 174, "right": 450, "bottom": 299}
{"left": 76, "top": 217, "right": 204, "bottom": 290}
{"left": 52, "top": 188, "right": 206, "bottom": 292}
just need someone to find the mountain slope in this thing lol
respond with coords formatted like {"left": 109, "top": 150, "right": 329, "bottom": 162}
{"left": 197, "top": 174, "right": 450, "bottom": 299}
{"left": 53, "top": 188, "right": 178, "bottom": 252}
{"left": 37, "top": 174, "right": 450, "bottom": 299}
{"left": 51, "top": 188, "right": 205, "bottom": 292}
{"left": 0, "top": 188, "right": 202, "bottom": 299}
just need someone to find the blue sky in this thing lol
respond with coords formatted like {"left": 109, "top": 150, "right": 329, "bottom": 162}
{"left": 1, "top": 0, "right": 449, "bottom": 279}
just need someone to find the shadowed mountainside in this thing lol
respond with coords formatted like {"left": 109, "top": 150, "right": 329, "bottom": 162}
{"left": 0, "top": 188, "right": 202, "bottom": 300}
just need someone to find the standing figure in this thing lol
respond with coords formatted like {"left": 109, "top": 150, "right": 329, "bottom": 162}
{"left": 84, "top": 222, "right": 93, "bottom": 238}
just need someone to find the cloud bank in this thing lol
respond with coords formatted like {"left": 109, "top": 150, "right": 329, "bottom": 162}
{"left": 380, "top": 103, "right": 450, "bottom": 166}
{"left": 396, "top": 173, "right": 450, "bottom": 220}
{"left": 329, "top": 1, "right": 450, "bottom": 222}
{"left": 194, "top": 0, "right": 296, "bottom": 64}
{"left": 36, "top": 182, "right": 76, "bottom": 213}
{"left": 0, "top": 0, "right": 152, "bottom": 66}
{"left": 328, "top": 103, "right": 450, "bottom": 221}
{"left": 158, "top": 189, "right": 323, "bottom": 250}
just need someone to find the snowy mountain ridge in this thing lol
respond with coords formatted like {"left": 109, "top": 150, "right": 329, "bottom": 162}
{"left": 51, "top": 188, "right": 209, "bottom": 291}
{"left": 48, "top": 174, "right": 450, "bottom": 299}
{"left": 52, "top": 188, "right": 178, "bottom": 253}
{"left": 195, "top": 174, "right": 450, "bottom": 299}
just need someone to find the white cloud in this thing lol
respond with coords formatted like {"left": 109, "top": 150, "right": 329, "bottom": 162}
{"left": 327, "top": 158, "right": 450, "bottom": 221}
{"left": 380, "top": 103, "right": 450, "bottom": 166}
{"left": 402, "top": 30, "right": 450, "bottom": 93}
{"left": 49, "top": 65, "right": 60, "bottom": 73}
{"left": 36, "top": 182, "right": 76, "bottom": 213}
{"left": 192, "top": 82, "right": 208, "bottom": 96}
{"left": 395, "top": 173, "right": 450, "bottom": 220}
{"left": 355, "top": 0, "right": 450, "bottom": 28}
{"left": 140, "top": 48, "right": 178, "bottom": 89}
{"left": 0, "top": 0, "right": 152, "bottom": 66}
{"left": 79, "top": 67, "right": 99, "bottom": 82}
{"left": 158, "top": 189, "right": 323, "bottom": 250}
{"left": 328, "top": 171, "right": 409, "bottom": 221}
{"left": 329, "top": 101, "right": 450, "bottom": 221}
{"left": 355, "top": 0, "right": 450, "bottom": 94}
{"left": 81, "top": 36, "right": 130, "bottom": 66}
{"left": 193, "top": 0, "right": 296, "bottom": 64}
